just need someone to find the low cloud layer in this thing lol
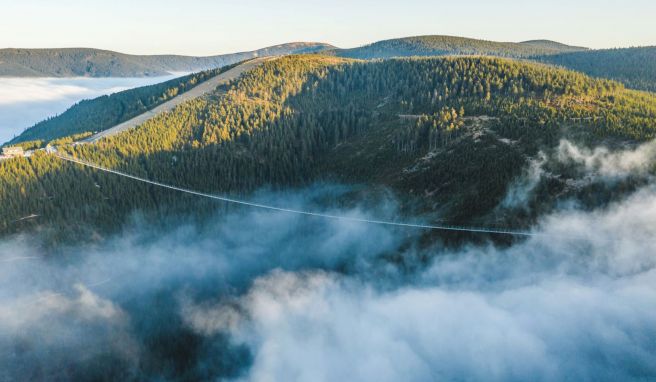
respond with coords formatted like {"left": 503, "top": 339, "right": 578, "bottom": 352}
{"left": 0, "top": 188, "right": 409, "bottom": 380}
{"left": 0, "top": 174, "right": 655, "bottom": 380}
{"left": 501, "top": 138, "right": 656, "bottom": 212}
{"left": 182, "top": 187, "right": 656, "bottom": 382}
{"left": 502, "top": 152, "right": 547, "bottom": 209}
{"left": 188, "top": 268, "right": 655, "bottom": 382}
{"left": 556, "top": 139, "right": 656, "bottom": 177}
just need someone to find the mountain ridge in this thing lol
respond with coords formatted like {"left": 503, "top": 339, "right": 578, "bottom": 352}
{"left": 328, "top": 35, "right": 587, "bottom": 59}
{"left": 537, "top": 46, "right": 656, "bottom": 92}
{"left": 0, "top": 42, "right": 334, "bottom": 77}
{"left": 325, "top": 35, "right": 656, "bottom": 92}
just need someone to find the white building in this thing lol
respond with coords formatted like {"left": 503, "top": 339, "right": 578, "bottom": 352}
{"left": 0, "top": 146, "right": 25, "bottom": 161}
{"left": 2, "top": 146, "right": 24, "bottom": 157}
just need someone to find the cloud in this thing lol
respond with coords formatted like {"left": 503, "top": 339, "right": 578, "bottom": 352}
{"left": 0, "top": 283, "right": 138, "bottom": 381}
{"left": 184, "top": 266, "right": 656, "bottom": 382}
{"left": 556, "top": 139, "right": 656, "bottom": 177}
{"left": 499, "top": 138, "right": 656, "bottom": 212}
{"left": 0, "top": 186, "right": 410, "bottom": 380}
{"left": 181, "top": 186, "right": 656, "bottom": 382}
{"left": 0, "top": 181, "right": 655, "bottom": 381}
{"left": 501, "top": 152, "right": 547, "bottom": 209}
{"left": 0, "top": 76, "right": 184, "bottom": 105}
{"left": 0, "top": 284, "right": 126, "bottom": 329}
{"left": 0, "top": 78, "right": 92, "bottom": 105}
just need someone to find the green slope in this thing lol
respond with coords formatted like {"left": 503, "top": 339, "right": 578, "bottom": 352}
{"left": 2, "top": 55, "right": 655, "bottom": 243}
{"left": 329, "top": 35, "right": 587, "bottom": 59}
{"left": 0, "top": 43, "right": 333, "bottom": 77}
{"left": 327, "top": 35, "right": 656, "bottom": 93}
{"left": 520, "top": 39, "right": 584, "bottom": 51}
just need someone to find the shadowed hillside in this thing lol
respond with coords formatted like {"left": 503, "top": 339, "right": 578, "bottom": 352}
{"left": 2, "top": 55, "right": 656, "bottom": 243}
{"left": 538, "top": 46, "right": 656, "bottom": 92}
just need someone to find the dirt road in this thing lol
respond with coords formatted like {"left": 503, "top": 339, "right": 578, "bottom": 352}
{"left": 82, "top": 57, "right": 269, "bottom": 143}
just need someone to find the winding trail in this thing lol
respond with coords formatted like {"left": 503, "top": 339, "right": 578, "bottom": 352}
{"left": 81, "top": 57, "right": 270, "bottom": 143}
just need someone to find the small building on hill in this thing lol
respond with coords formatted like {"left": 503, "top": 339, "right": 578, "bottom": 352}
{"left": 1, "top": 146, "right": 25, "bottom": 159}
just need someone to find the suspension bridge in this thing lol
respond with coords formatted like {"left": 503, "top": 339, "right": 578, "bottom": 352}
{"left": 53, "top": 152, "right": 538, "bottom": 237}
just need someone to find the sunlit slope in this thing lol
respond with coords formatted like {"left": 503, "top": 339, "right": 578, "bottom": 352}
{"left": 2, "top": 55, "right": 656, "bottom": 241}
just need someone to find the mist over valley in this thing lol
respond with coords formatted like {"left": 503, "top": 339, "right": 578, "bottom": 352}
{"left": 1, "top": 2, "right": 656, "bottom": 380}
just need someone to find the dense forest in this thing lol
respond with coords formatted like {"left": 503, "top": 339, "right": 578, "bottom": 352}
{"left": 538, "top": 46, "right": 656, "bottom": 92}
{"left": 2, "top": 55, "right": 656, "bottom": 243}
{"left": 329, "top": 35, "right": 586, "bottom": 59}
{"left": 0, "top": 43, "right": 333, "bottom": 77}
{"left": 328, "top": 36, "right": 656, "bottom": 93}
{"left": 8, "top": 65, "right": 237, "bottom": 145}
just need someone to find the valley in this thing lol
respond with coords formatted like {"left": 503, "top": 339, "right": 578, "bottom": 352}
{"left": 1, "top": 10, "right": 655, "bottom": 378}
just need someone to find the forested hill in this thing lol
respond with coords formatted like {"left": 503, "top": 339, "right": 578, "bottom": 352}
{"left": 537, "top": 46, "right": 656, "bottom": 92}
{"left": 329, "top": 35, "right": 587, "bottom": 59}
{"left": 520, "top": 39, "right": 584, "bottom": 51}
{"left": 2, "top": 55, "right": 656, "bottom": 243}
{"left": 0, "top": 43, "right": 333, "bottom": 77}
{"left": 327, "top": 35, "right": 656, "bottom": 93}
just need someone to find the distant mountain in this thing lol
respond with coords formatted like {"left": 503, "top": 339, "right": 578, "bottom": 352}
{"left": 327, "top": 35, "right": 656, "bottom": 93}
{"left": 329, "top": 35, "right": 587, "bottom": 59}
{"left": 537, "top": 46, "right": 656, "bottom": 92}
{"left": 0, "top": 42, "right": 334, "bottom": 77}
{"left": 519, "top": 39, "right": 584, "bottom": 51}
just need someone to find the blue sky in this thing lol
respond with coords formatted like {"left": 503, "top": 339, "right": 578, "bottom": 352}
{"left": 1, "top": 0, "right": 654, "bottom": 55}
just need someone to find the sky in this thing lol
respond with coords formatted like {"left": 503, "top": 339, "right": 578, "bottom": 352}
{"left": 0, "top": 0, "right": 654, "bottom": 56}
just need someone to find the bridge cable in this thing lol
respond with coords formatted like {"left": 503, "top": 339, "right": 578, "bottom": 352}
{"left": 54, "top": 153, "right": 537, "bottom": 237}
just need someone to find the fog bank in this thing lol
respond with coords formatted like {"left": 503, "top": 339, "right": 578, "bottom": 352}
{"left": 183, "top": 187, "right": 656, "bottom": 382}
{"left": 0, "top": 142, "right": 655, "bottom": 380}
